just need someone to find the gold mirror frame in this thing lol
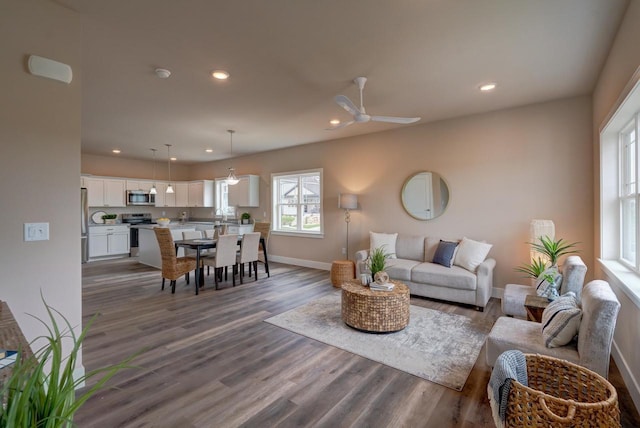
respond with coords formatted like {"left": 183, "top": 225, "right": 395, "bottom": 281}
{"left": 401, "top": 171, "right": 450, "bottom": 220}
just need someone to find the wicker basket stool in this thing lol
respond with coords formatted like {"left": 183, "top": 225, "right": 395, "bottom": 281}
{"left": 341, "top": 280, "right": 410, "bottom": 332}
{"left": 331, "top": 260, "right": 355, "bottom": 287}
{"left": 502, "top": 354, "right": 620, "bottom": 427}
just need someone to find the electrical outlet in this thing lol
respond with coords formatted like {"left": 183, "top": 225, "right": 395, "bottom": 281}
{"left": 24, "top": 222, "right": 49, "bottom": 241}
{"left": 341, "top": 247, "right": 346, "bottom": 255}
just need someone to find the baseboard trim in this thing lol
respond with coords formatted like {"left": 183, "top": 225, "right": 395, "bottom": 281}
{"left": 612, "top": 339, "right": 640, "bottom": 413}
{"left": 491, "top": 287, "right": 503, "bottom": 299}
{"left": 269, "top": 255, "right": 331, "bottom": 271}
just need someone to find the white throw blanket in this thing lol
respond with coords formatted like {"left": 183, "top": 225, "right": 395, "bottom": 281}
{"left": 488, "top": 350, "right": 528, "bottom": 426}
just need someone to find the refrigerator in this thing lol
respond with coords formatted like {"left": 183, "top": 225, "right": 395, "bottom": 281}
{"left": 81, "top": 187, "right": 89, "bottom": 263}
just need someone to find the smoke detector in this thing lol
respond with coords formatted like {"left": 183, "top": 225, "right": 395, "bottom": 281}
{"left": 155, "top": 68, "right": 171, "bottom": 79}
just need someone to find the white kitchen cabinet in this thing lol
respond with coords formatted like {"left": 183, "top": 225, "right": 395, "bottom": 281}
{"left": 188, "top": 180, "right": 214, "bottom": 207}
{"left": 175, "top": 182, "right": 189, "bottom": 207}
{"left": 227, "top": 175, "right": 259, "bottom": 207}
{"left": 126, "top": 180, "right": 154, "bottom": 191}
{"left": 155, "top": 182, "right": 176, "bottom": 207}
{"left": 85, "top": 178, "right": 126, "bottom": 207}
{"left": 89, "top": 225, "right": 130, "bottom": 258}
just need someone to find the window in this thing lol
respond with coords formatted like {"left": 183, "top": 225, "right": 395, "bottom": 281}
{"left": 272, "top": 169, "right": 323, "bottom": 235}
{"left": 214, "top": 179, "right": 235, "bottom": 218}
{"left": 620, "top": 118, "right": 639, "bottom": 268}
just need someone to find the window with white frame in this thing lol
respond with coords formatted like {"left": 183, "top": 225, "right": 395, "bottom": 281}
{"left": 620, "top": 117, "right": 638, "bottom": 268}
{"left": 272, "top": 169, "right": 323, "bottom": 235}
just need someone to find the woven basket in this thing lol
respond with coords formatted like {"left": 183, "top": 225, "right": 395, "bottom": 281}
{"left": 504, "top": 354, "right": 620, "bottom": 427}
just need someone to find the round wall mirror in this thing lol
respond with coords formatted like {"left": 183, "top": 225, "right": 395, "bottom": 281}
{"left": 401, "top": 171, "right": 450, "bottom": 220}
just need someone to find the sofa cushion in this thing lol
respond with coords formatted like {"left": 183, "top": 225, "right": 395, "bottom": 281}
{"left": 395, "top": 234, "right": 425, "bottom": 261}
{"left": 454, "top": 237, "right": 492, "bottom": 272}
{"left": 433, "top": 240, "right": 459, "bottom": 267}
{"left": 411, "top": 262, "right": 477, "bottom": 290}
{"left": 370, "top": 232, "right": 398, "bottom": 259}
{"left": 541, "top": 292, "right": 582, "bottom": 348}
{"left": 386, "top": 258, "right": 421, "bottom": 281}
{"left": 424, "top": 237, "right": 440, "bottom": 262}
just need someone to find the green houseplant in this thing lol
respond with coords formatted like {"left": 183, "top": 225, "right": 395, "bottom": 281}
{"left": 514, "top": 257, "right": 549, "bottom": 279}
{"left": 367, "top": 246, "right": 389, "bottom": 278}
{"left": 0, "top": 298, "right": 137, "bottom": 427}
{"left": 241, "top": 212, "right": 251, "bottom": 224}
{"left": 530, "top": 235, "right": 580, "bottom": 267}
{"left": 101, "top": 213, "right": 117, "bottom": 225}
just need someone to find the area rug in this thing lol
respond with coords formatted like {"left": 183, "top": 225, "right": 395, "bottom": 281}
{"left": 264, "top": 293, "right": 492, "bottom": 391}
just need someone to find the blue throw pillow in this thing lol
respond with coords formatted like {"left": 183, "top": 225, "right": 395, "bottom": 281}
{"left": 433, "top": 240, "right": 458, "bottom": 268}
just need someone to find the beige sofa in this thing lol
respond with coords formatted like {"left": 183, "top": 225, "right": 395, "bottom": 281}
{"left": 355, "top": 234, "right": 496, "bottom": 310}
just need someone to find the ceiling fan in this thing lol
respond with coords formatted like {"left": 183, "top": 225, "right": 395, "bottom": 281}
{"left": 328, "top": 77, "right": 421, "bottom": 130}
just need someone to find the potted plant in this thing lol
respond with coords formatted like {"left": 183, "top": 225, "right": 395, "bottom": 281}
{"left": 514, "top": 257, "right": 549, "bottom": 280}
{"left": 530, "top": 235, "right": 580, "bottom": 267}
{"left": 101, "top": 213, "right": 117, "bottom": 225}
{"left": 0, "top": 298, "right": 136, "bottom": 427}
{"left": 367, "top": 246, "right": 389, "bottom": 279}
{"left": 241, "top": 212, "right": 251, "bottom": 225}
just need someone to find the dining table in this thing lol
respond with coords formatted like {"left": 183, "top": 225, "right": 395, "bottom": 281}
{"left": 174, "top": 236, "right": 268, "bottom": 295}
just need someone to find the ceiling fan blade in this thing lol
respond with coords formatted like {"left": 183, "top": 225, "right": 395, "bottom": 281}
{"left": 325, "top": 120, "right": 355, "bottom": 130}
{"left": 334, "top": 95, "right": 360, "bottom": 116}
{"left": 370, "top": 115, "right": 421, "bottom": 124}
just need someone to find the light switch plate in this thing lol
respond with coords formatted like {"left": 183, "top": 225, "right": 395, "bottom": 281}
{"left": 24, "top": 222, "right": 49, "bottom": 241}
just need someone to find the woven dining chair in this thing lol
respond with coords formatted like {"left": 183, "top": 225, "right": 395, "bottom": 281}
{"left": 237, "top": 232, "right": 260, "bottom": 284}
{"left": 202, "top": 234, "right": 238, "bottom": 289}
{"left": 154, "top": 227, "right": 197, "bottom": 294}
{"left": 253, "top": 221, "right": 271, "bottom": 277}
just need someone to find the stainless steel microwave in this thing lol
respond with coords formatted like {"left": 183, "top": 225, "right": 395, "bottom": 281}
{"left": 126, "top": 190, "right": 156, "bottom": 206}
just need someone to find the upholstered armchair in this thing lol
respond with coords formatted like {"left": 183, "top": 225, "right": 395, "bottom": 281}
{"left": 486, "top": 280, "right": 621, "bottom": 378}
{"left": 502, "top": 255, "right": 587, "bottom": 318}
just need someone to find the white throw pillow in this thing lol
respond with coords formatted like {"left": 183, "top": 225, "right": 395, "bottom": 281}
{"left": 453, "top": 237, "right": 492, "bottom": 272}
{"left": 370, "top": 232, "right": 398, "bottom": 259}
{"left": 541, "top": 292, "right": 582, "bottom": 348}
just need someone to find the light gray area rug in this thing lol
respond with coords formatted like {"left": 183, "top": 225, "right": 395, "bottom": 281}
{"left": 265, "top": 293, "right": 492, "bottom": 391}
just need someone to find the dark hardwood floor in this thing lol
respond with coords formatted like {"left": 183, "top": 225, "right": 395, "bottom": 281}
{"left": 76, "top": 258, "right": 640, "bottom": 427}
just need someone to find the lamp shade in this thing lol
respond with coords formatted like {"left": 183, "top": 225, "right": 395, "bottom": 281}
{"left": 339, "top": 193, "right": 358, "bottom": 210}
{"left": 530, "top": 219, "right": 554, "bottom": 262}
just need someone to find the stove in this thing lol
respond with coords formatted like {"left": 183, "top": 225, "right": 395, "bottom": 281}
{"left": 122, "top": 213, "right": 153, "bottom": 255}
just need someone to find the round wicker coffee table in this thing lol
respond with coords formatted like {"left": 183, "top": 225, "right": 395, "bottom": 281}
{"left": 341, "top": 280, "right": 410, "bottom": 332}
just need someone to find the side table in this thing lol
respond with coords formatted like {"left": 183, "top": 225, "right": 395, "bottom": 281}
{"left": 341, "top": 280, "right": 410, "bottom": 332}
{"left": 524, "top": 294, "right": 549, "bottom": 323}
{"left": 331, "top": 260, "right": 355, "bottom": 288}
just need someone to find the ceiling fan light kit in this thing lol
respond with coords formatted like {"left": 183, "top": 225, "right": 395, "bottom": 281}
{"left": 329, "top": 76, "right": 420, "bottom": 130}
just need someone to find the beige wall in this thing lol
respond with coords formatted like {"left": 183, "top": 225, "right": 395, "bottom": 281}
{"left": 82, "top": 153, "right": 193, "bottom": 181}
{"left": 0, "top": 0, "right": 82, "bottom": 363}
{"left": 592, "top": 0, "right": 640, "bottom": 410}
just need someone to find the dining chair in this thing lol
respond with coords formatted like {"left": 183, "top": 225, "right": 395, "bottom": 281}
{"left": 237, "top": 232, "right": 260, "bottom": 284}
{"left": 154, "top": 227, "right": 197, "bottom": 294}
{"left": 253, "top": 221, "right": 271, "bottom": 277}
{"left": 202, "top": 234, "right": 238, "bottom": 289}
{"left": 203, "top": 229, "right": 218, "bottom": 275}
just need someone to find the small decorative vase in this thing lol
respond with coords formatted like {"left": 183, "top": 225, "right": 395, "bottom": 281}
{"left": 374, "top": 271, "right": 390, "bottom": 285}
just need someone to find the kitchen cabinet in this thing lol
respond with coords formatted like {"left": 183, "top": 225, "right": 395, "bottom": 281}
{"left": 228, "top": 175, "right": 259, "bottom": 207}
{"left": 188, "top": 180, "right": 214, "bottom": 207}
{"left": 126, "top": 180, "right": 154, "bottom": 191}
{"left": 89, "top": 225, "right": 130, "bottom": 258}
{"left": 155, "top": 182, "right": 176, "bottom": 207}
{"left": 175, "top": 182, "right": 189, "bottom": 207}
{"left": 85, "top": 177, "right": 126, "bottom": 207}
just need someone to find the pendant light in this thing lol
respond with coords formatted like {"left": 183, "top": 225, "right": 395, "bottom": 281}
{"left": 149, "top": 148, "right": 158, "bottom": 194}
{"left": 226, "top": 129, "right": 239, "bottom": 185}
{"left": 165, "top": 144, "right": 174, "bottom": 193}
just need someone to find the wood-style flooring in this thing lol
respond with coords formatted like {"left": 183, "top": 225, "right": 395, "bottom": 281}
{"left": 76, "top": 258, "right": 640, "bottom": 427}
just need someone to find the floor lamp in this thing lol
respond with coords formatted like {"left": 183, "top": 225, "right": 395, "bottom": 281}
{"left": 339, "top": 193, "right": 358, "bottom": 260}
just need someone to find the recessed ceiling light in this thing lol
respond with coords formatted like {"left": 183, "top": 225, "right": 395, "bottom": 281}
{"left": 155, "top": 68, "right": 171, "bottom": 79}
{"left": 170, "top": 157, "right": 177, "bottom": 161}
{"left": 212, "top": 70, "right": 229, "bottom": 80}
{"left": 329, "top": 119, "right": 340, "bottom": 126}
{"left": 112, "top": 149, "right": 121, "bottom": 154}
{"left": 479, "top": 82, "right": 497, "bottom": 92}
{"left": 205, "top": 148, "right": 213, "bottom": 153}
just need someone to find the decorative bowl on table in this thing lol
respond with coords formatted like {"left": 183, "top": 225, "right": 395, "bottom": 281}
{"left": 156, "top": 218, "right": 171, "bottom": 227}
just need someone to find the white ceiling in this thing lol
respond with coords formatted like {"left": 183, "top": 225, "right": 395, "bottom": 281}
{"left": 57, "top": 0, "right": 628, "bottom": 164}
